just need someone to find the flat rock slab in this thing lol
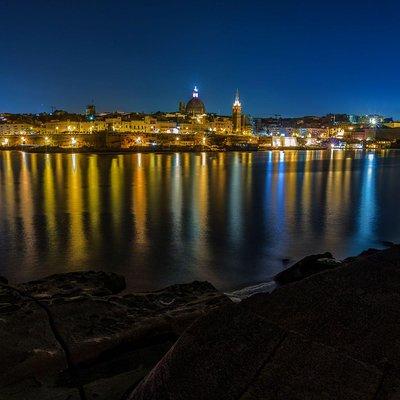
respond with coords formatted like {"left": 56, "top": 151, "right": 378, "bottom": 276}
{"left": 0, "top": 274, "right": 230, "bottom": 400}
{"left": 130, "top": 305, "right": 382, "bottom": 400}
{"left": 129, "top": 245, "right": 400, "bottom": 399}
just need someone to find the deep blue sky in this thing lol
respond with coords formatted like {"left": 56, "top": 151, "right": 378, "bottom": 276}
{"left": 1, "top": 0, "right": 400, "bottom": 117}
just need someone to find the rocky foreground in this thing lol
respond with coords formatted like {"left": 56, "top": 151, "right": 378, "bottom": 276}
{"left": 0, "top": 273, "right": 230, "bottom": 399}
{"left": 1, "top": 245, "right": 400, "bottom": 399}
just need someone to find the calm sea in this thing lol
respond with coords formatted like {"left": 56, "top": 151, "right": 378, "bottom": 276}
{"left": 0, "top": 150, "right": 399, "bottom": 291}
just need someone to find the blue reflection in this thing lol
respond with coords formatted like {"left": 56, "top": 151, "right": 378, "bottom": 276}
{"left": 358, "top": 152, "right": 376, "bottom": 240}
{"left": 229, "top": 153, "right": 242, "bottom": 243}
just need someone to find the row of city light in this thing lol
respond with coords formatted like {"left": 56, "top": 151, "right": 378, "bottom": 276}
{"left": 1, "top": 136, "right": 209, "bottom": 147}
{"left": 135, "top": 136, "right": 207, "bottom": 144}
{"left": 1, "top": 136, "right": 77, "bottom": 146}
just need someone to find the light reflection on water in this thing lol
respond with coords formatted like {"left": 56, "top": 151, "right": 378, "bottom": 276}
{"left": 0, "top": 150, "right": 399, "bottom": 291}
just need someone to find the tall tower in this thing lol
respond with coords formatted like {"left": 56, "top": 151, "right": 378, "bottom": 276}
{"left": 86, "top": 104, "right": 96, "bottom": 121}
{"left": 232, "top": 89, "right": 242, "bottom": 134}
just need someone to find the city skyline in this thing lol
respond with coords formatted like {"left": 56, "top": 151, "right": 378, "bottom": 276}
{"left": 2, "top": 0, "right": 400, "bottom": 117}
{"left": 0, "top": 84, "right": 396, "bottom": 121}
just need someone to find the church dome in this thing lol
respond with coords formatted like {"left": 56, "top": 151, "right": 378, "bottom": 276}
{"left": 185, "top": 86, "right": 206, "bottom": 115}
{"left": 186, "top": 98, "right": 205, "bottom": 115}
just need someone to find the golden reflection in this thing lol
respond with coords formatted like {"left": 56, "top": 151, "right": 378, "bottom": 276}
{"left": 19, "top": 152, "right": 36, "bottom": 262}
{"left": 213, "top": 152, "right": 226, "bottom": 217}
{"left": 55, "top": 153, "right": 63, "bottom": 190}
{"left": 2, "top": 151, "right": 16, "bottom": 220}
{"left": 183, "top": 152, "right": 190, "bottom": 169}
{"left": 132, "top": 154, "right": 147, "bottom": 244}
{"left": 43, "top": 154, "right": 56, "bottom": 234}
{"left": 201, "top": 152, "right": 206, "bottom": 166}
{"left": 88, "top": 155, "right": 100, "bottom": 243}
{"left": 110, "top": 156, "right": 124, "bottom": 243}
{"left": 0, "top": 150, "right": 397, "bottom": 291}
{"left": 193, "top": 152, "right": 213, "bottom": 281}
{"left": 67, "top": 154, "right": 86, "bottom": 266}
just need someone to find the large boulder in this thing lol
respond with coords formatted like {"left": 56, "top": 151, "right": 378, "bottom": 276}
{"left": 129, "top": 245, "right": 400, "bottom": 399}
{"left": 0, "top": 274, "right": 230, "bottom": 400}
{"left": 274, "top": 252, "right": 340, "bottom": 285}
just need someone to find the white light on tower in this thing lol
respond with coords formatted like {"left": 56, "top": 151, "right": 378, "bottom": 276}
{"left": 233, "top": 89, "right": 241, "bottom": 107}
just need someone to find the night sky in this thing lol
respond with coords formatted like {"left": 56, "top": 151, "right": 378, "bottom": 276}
{"left": 2, "top": 0, "right": 400, "bottom": 117}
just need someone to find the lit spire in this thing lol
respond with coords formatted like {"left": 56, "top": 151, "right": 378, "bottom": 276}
{"left": 193, "top": 86, "right": 199, "bottom": 98}
{"left": 233, "top": 89, "right": 241, "bottom": 107}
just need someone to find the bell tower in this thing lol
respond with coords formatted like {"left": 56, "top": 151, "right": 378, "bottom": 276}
{"left": 232, "top": 89, "right": 242, "bottom": 134}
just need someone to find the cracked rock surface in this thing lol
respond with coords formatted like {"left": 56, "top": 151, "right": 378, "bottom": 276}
{"left": 129, "top": 245, "right": 400, "bottom": 400}
{"left": 0, "top": 272, "right": 230, "bottom": 400}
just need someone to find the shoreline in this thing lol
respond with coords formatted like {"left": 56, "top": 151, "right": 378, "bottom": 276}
{"left": 1, "top": 145, "right": 326, "bottom": 154}
{"left": 0, "top": 146, "right": 395, "bottom": 154}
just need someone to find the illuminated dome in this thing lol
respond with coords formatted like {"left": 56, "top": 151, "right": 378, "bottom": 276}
{"left": 185, "top": 86, "right": 206, "bottom": 115}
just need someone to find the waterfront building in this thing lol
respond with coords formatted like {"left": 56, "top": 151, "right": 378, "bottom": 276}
{"left": 115, "top": 120, "right": 148, "bottom": 133}
{"left": 178, "top": 122, "right": 192, "bottom": 133}
{"left": 383, "top": 121, "right": 400, "bottom": 128}
{"left": 155, "top": 121, "right": 178, "bottom": 133}
{"left": 0, "top": 123, "right": 35, "bottom": 135}
{"left": 348, "top": 128, "right": 376, "bottom": 141}
{"left": 272, "top": 136, "right": 298, "bottom": 147}
{"left": 41, "top": 120, "right": 107, "bottom": 134}
{"left": 209, "top": 116, "right": 233, "bottom": 134}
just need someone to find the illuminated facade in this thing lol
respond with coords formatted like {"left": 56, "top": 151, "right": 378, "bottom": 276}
{"left": 0, "top": 123, "right": 35, "bottom": 135}
{"left": 272, "top": 136, "right": 298, "bottom": 147}
{"left": 209, "top": 117, "right": 233, "bottom": 134}
{"left": 41, "top": 120, "right": 107, "bottom": 134}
